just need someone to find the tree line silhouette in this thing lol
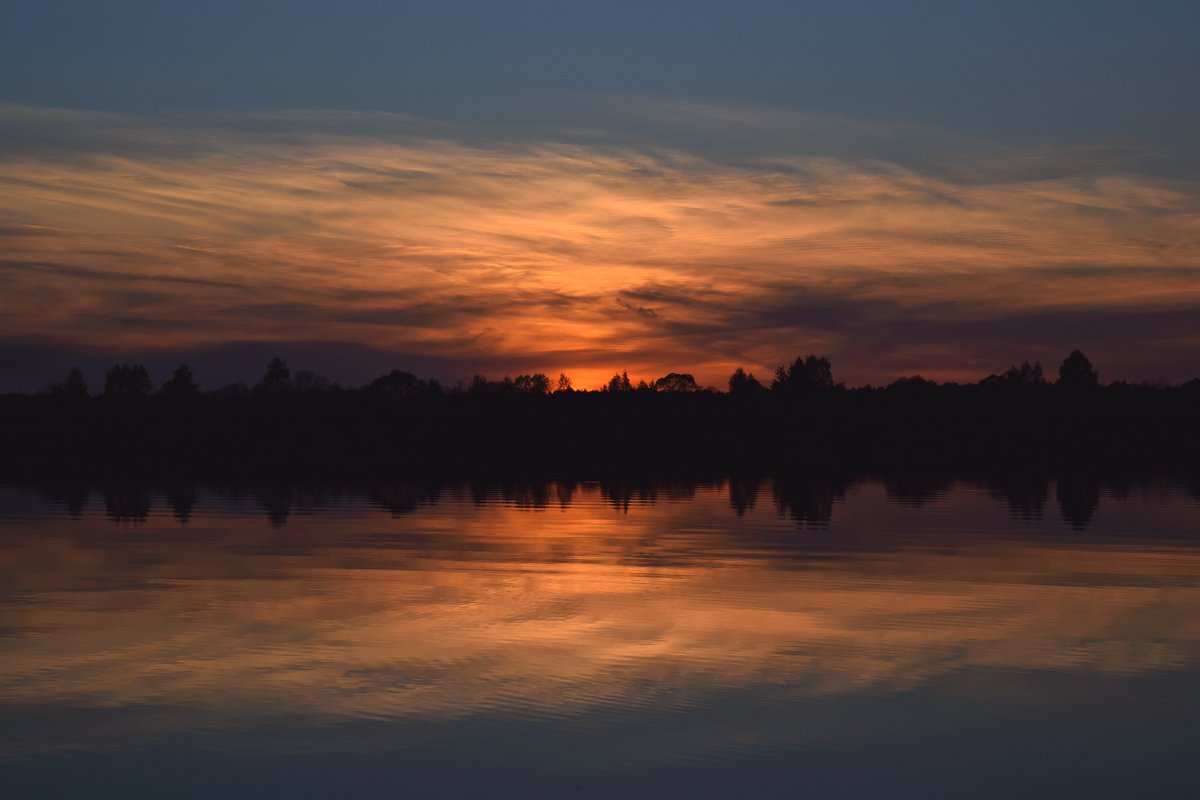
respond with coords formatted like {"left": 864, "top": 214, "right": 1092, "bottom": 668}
{"left": 36, "top": 349, "right": 1139, "bottom": 398}
{"left": 5, "top": 349, "right": 1199, "bottom": 477}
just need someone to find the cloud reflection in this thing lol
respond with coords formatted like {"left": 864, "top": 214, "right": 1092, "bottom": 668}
{"left": 2, "top": 482, "right": 1200, "bottom": 760}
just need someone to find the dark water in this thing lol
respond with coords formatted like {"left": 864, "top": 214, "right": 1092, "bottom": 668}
{"left": 2, "top": 477, "right": 1199, "bottom": 798}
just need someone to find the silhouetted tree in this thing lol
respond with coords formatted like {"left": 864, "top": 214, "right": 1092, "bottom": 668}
{"left": 160, "top": 363, "right": 199, "bottom": 397}
{"left": 1004, "top": 360, "right": 1046, "bottom": 386}
{"left": 555, "top": 372, "right": 573, "bottom": 393}
{"left": 294, "top": 370, "right": 333, "bottom": 393}
{"left": 58, "top": 366, "right": 89, "bottom": 397}
{"left": 214, "top": 381, "right": 250, "bottom": 397}
{"left": 256, "top": 357, "right": 293, "bottom": 394}
{"left": 653, "top": 372, "right": 698, "bottom": 392}
{"left": 369, "top": 370, "right": 425, "bottom": 397}
{"left": 606, "top": 371, "right": 633, "bottom": 392}
{"left": 772, "top": 355, "right": 834, "bottom": 393}
{"left": 12, "top": 346, "right": 1200, "bottom": 477}
{"left": 1058, "top": 350, "right": 1099, "bottom": 389}
{"left": 513, "top": 373, "right": 551, "bottom": 393}
{"left": 887, "top": 375, "right": 939, "bottom": 392}
{"left": 104, "top": 363, "right": 151, "bottom": 396}
{"left": 728, "top": 367, "right": 764, "bottom": 395}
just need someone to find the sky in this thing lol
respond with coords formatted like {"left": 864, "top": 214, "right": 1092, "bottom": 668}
{"left": 2, "top": 1, "right": 1199, "bottom": 390}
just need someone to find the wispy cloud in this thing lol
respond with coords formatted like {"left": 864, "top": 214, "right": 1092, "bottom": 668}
{"left": 1, "top": 103, "right": 1198, "bottom": 388}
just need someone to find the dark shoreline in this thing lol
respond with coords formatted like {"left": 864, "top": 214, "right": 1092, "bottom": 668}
{"left": 3, "top": 380, "right": 1198, "bottom": 480}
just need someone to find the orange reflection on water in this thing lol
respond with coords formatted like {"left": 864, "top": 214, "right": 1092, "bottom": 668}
{"left": 3, "top": 481, "right": 1200, "bottom": 757}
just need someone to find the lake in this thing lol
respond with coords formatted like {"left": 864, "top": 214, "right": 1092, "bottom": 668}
{"left": 1, "top": 476, "right": 1198, "bottom": 798}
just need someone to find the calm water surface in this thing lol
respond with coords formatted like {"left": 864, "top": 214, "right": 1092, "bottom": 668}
{"left": 1, "top": 477, "right": 1199, "bottom": 798}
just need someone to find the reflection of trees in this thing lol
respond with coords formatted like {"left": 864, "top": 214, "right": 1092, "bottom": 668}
{"left": 165, "top": 482, "right": 197, "bottom": 525}
{"left": 103, "top": 484, "right": 150, "bottom": 525}
{"left": 660, "top": 482, "right": 699, "bottom": 502}
{"left": 368, "top": 483, "right": 442, "bottom": 516}
{"left": 772, "top": 476, "right": 848, "bottom": 528}
{"left": 40, "top": 482, "right": 90, "bottom": 519}
{"left": 502, "top": 481, "right": 553, "bottom": 510}
{"left": 255, "top": 485, "right": 293, "bottom": 529}
{"left": 601, "top": 481, "right": 645, "bottom": 513}
{"left": 882, "top": 475, "right": 953, "bottom": 507}
{"left": 1186, "top": 476, "right": 1200, "bottom": 506}
{"left": 728, "top": 477, "right": 762, "bottom": 517}
{"left": 985, "top": 474, "right": 1049, "bottom": 520}
{"left": 464, "top": 481, "right": 562, "bottom": 510}
{"left": 555, "top": 480, "right": 577, "bottom": 509}
{"left": 1057, "top": 475, "right": 1100, "bottom": 531}
{"left": 599, "top": 480, "right": 702, "bottom": 512}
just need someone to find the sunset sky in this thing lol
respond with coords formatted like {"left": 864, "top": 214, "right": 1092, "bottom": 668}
{"left": 3, "top": 2, "right": 1199, "bottom": 390}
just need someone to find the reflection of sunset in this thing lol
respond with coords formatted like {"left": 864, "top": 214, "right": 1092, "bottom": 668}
{"left": 2, "top": 107, "right": 1199, "bottom": 385}
{"left": 3, "top": 483, "right": 1199, "bottom": 758}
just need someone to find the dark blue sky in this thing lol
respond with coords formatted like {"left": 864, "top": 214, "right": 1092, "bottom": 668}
{"left": 4, "top": 1, "right": 1198, "bottom": 144}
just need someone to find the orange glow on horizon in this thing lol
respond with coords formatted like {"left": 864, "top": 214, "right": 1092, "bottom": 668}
{"left": 2, "top": 106, "right": 1199, "bottom": 386}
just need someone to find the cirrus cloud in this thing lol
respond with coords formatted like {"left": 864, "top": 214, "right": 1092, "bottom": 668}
{"left": 1, "top": 102, "right": 1198, "bottom": 389}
